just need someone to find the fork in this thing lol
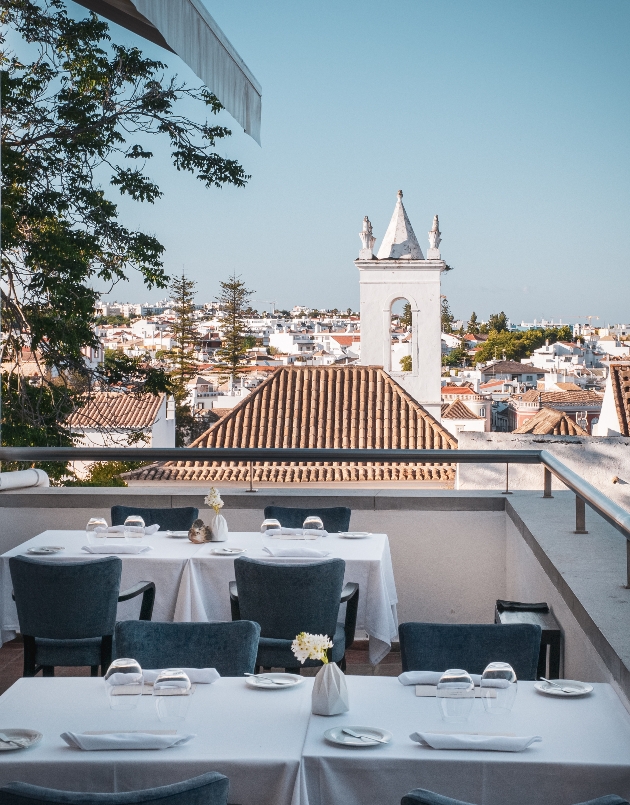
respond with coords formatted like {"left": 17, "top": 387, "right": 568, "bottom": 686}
{"left": 342, "top": 728, "right": 388, "bottom": 744}
{"left": 244, "top": 673, "right": 293, "bottom": 686}
{"left": 540, "top": 677, "right": 583, "bottom": 693}
{"left": 0, "top": 733, "right": 28, "bottom": 748}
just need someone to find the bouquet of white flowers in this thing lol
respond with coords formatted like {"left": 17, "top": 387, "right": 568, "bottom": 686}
{"left": 204, "top": 487, "right": 224, "bottom": 514}
{"left": 291, "top": 632, "right": 333, "bottom": 665}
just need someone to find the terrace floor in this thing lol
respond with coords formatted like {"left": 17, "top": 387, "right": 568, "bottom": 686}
{"left": 0, "top": 638, "right": 402, "bottom": 695}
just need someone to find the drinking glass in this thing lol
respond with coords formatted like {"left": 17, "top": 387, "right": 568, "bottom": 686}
{"left": 124, "top": 515, "right": 145, "bottom": 540}
{"left": 86, "top": 517, "right": 108, "bottom": 545}
{"left": 104, "top": 658, "right": 143, "bottom": 711}
{"left": 153, "top": 669, "right": 191, "bottom": 723}
{"left": 260, "top": 518, "right": 281, "bottom": 534}
{"left": 481, "top": 661, "right": 518, "bottom": 715}
{"left": 303, "top": 516, "right": 324, "bottom": 537}
{"left": 436, "top": 668, "right": 475, "bottom": 722}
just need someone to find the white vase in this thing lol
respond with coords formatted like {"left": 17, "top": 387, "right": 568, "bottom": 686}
{"left": 311, "top": 662, "right": 349, "bottom": 716}
{"left": 209, "top": 513, "right": 228, "bottom": 542}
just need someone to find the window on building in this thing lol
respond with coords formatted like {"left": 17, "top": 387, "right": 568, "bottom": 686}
{"left": 479, "top": 407, "right": 485, "bottom": 417}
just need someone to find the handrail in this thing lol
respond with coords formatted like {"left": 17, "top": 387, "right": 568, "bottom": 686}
{"left": 1, "top": 446, "right": 629, "bottom": 576}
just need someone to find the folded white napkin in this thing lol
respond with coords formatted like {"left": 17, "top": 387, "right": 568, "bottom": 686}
{"left": 410, "top": 732, "right": 542, "bottom": 752}
{"left": 106, "top": 668, "right": 219, "bottom": 686}
{"left": 82, "top": 544, "right": 152, "bottom": 555}
{"left": 61, "top": 731, "right": 194, "bottom": 751}
{"left": 95, "top": 525, "right": 160, "bottom": 536}
{"left": 265, "top": 527, "right": 328, "bottom": 537}
{"left": 262, "top": 546, "right": 330, "bottom": 558}
{"left": 398, "top": 672, "right": 482, "bottom": 686}
{"left": 143, "top": 668, "right": 220, "bottom": 685}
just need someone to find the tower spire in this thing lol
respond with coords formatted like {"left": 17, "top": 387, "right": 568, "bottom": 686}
{"left": 427, "top": 214, "right": 442, "bottom": 259}
{"left": 376, "top": 190, "right": 424, "bottom": 260}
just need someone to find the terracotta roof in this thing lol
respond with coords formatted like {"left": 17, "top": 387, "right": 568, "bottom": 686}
{"left": 441, "top": 386, "right": 476, "bottom": 396}
{"left": 481, "top": 361, "right": 548, "bottom": 376}
{"left": 331, "top": 335, "right": 360, "bottom": 346}
{"left": 513, "top": 407, "right": 589, "bottom": 436}
{"left": 127, "top": 366, "right": 457, "bottom": 483}
{"left": 555, "top": 382, "right": 581, "bottom": 391}
{"left": 68, "top": 392, "right": 164, "bottom": 429}
{"left": 610, "top": 363, "right": 630, "bottom": 436}
{"left": 518, "top": 389, "right": 602, "bottom": 408}
{"left": 441, "top": 400, "right": 482, "bottom": 420}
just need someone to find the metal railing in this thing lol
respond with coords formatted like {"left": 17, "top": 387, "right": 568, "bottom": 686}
{"left": 2, "top": 445, "right": 630, "bottom": 585}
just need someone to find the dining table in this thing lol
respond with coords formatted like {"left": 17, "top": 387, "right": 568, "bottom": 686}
{"left": 0, "top": 675, "right": 629, "bottom": 805}
{"left": 0, "top": 529, "right": 398, "bottom": 664}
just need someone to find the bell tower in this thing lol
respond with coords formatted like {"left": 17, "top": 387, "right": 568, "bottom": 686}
{"left": 355, "top": 191, "right": 446, "bottom": 420}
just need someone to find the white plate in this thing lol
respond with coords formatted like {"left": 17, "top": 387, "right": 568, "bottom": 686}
{"left": 211, "top": 547, "right": 246, "bottom": 556}
{"left": 245, "top": 673, "right": 304, "bottom": 690}
{"left": 0, "top": 729, "right": 43, "bottom": 751}
{"left": 534, "top": 679, "right": 593, "bottom": 697}
{"left": 338, "top": 532, "right": 372, "bottom": 539}
{"left": 26, "top": 546, "right": 65, "bottom": 555}
{"left": 166, "top": 531, "right": 190, "bottom": 538}
{"left": 324, "top": 725, "right": 392, "bottom": 747}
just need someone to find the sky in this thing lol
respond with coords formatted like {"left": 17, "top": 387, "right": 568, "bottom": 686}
{"left": 55, "top": 2, "right": 630, "bottom": 322}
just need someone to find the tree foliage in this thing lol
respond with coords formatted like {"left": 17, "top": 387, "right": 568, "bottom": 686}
{"left": 474, "top": 325, "right": 574, "bottom": 364}
{"left": 467, "top": 312, "right": 480, "bottom": 334}
{"left": 214, "top": 274, "right": 254, "bottom": 383}
{"left": 441, "top": 297, "right": 454, "bottom": 333}
{"left": 487, "top": 311, "right": 509, "bottom": 333}
{"left": 0, "top": 0, "right": 247, "bottom": 451}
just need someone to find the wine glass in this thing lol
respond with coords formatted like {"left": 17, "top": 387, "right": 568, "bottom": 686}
{"left": 124, "top": 515, "right": 145, "bottom": 540}
{"left": 153, "top": 669, "right": 191, "bottom": 723}
{"left": 86, "top": 517, "right": 108, "bottom": 545}
{"left": 260, "top": 518, "right": 281, "bottom": 534}
{"left": 104, "top": 658, "right": 143, "bottom": 711}
{"left": 436, "top": 668, "right": 475, "bottom": 722}
{"left": 481, "top": 661, "right": 518, "bottom": 715}
{"left": 303, "top": 516, "right": 324, "bottom": 538}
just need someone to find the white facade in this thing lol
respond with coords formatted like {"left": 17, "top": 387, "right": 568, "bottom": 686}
{"left": 355, "top": 192, "right": 445, "bottom": 420}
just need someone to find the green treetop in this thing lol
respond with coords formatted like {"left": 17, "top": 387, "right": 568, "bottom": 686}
{"left": 214, "top": 274, "right": 255, "bottom": 385}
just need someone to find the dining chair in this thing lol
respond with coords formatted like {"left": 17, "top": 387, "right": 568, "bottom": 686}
{"left": 111, "top": 505, "right": 198, "bottom": 531}
{"left": 263, "top": 505, "right": 351, "bottom": 533}
{"left": 115, "top": 620, "right": 261, "bottom": 676}
{"left": 0, "top": 770, "right": 230, "bottom": 805}
{"left": 398, "top": 622, "right": 542, "bottom": 681}
{"left": 9, "top": 556, "right": 155, "bottom": 678}
{"left": 230, "top": 556, "right": 359, "bottom": 672}
{"left": 401, "top": 790, "right": 629, "bottom": 805}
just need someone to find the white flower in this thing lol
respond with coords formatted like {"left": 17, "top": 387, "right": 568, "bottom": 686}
{"left": 204, "top": 487, "right": 224, "bottom": 514}
{"left": 291, "top": 632, "right": 333, "bottom": 664}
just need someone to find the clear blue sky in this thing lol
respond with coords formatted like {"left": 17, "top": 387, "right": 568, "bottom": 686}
{"left": 87, "top": 1, "right": 629, "bottom": 323}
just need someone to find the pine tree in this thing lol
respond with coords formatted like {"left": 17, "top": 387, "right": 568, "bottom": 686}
{"left": 441, "top": 297, "right": 454, "bottom": 333}
{"left": 165, "top": 274, "right": 199, "bottom": 445}
{"left": 215, "top": 274, "right": 254, "bottom": 385}
{"left": 467, "top": 312, "right": 480, "bottom": 334}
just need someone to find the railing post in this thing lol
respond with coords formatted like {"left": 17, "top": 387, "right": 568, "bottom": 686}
{"left": 501, "top": 463, "right": 512, "bottom": 495}
{"left": 245, "top": 460, "right": 258, "bottom": 493}
{"left": 543, "top": 467, "right": 553, "bottom": 498}
{"left": 574, "top": 495, "right": 588, "bottom": 534}
{"left": 626, "top": 541, "right": 630, "bottom": 589}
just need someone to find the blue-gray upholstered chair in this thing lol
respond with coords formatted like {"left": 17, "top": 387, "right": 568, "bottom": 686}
{"left": 9, "top": 556, "right": 155, "bottom": 678}
{"left": 115, "top": 620, "right": 261, "bottom": 676}
{"left": 401, "top": 790, "right": 628, "bottom": 805}
{"left": 111, "top": 506, "right": 198, "bottom": 531}
{"left": 230, "top": 556, "right": 358, "bottom": 672}
{"left": 0, "top": 771, "right": 229, "bottom": 805}
{"left": 399, "top": 622, "right": 542, "bottom": 681}
{"left": 263, "top": 505, "right": 351, "bottom": 533}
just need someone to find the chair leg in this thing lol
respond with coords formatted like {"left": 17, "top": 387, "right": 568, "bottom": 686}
{"left": 22, "top": 636, "right": 37, "bottom": 677}
{"left": 42, "top": 666, "right": 54, "bottom": 677}
{"left": 90, "top": 666, "right": 99, "bottom": 677}
{"left": 338, "top": 656, "right": 347, "bottom": 672}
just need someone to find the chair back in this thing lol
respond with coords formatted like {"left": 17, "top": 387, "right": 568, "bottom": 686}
{"left": 9, "top": 556, "right": 122, "bottom": 640}
{"left": 234, "top": 556, "right": 345, "bottom": 640}
{"left": 398, "top": 622, "right": 542, "bottom": 681}
{"left": 111, "top": 506, "right": 198, "bottom": 531}
{"left": 400, "top": 792, "right": 630, "bottom": 805}
{"left": 263, "top": 505, "right": 350, "bottom": 533}
{"left": 115, "top": 620, "right": 260, "bottom": 676}
{"left": 0, "top": 770, "right": 229, "bottom": 805}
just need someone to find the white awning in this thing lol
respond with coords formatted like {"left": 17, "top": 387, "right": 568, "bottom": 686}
{"left": 73, "top": 0, "right": 261, "bottom": 143}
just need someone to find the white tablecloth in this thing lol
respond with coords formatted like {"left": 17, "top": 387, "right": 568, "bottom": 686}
{"left": 0, "top": 677, "right": 312, "bottom": 804}
{"left": 296, "top": 677, "right": 630, "bottom": 805}
{"left": 0, "top": 531, "right": 398, "bottom": 663}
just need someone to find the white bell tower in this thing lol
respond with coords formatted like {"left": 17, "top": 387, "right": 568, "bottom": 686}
{"left": 355, "top": 191, "right": 446, "bottom": 420}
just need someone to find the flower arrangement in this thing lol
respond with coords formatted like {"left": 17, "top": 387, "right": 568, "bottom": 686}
{"left": 291, "top": 632, "right": 333, "bottom": 665}
{"left": 204, "top": 487, "right": 224, "bottom": 514}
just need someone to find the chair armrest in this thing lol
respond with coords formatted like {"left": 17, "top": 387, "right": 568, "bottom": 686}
{"left": 340, "top": 583, "right": 359, "bottom": 650}
{"left": 118, "top": 581, "right": 155, "bottom": 621}
{"left": 229, "top": 581, "right": 240, "bottom": 621}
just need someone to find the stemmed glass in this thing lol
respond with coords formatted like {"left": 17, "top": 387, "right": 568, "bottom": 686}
{"left": 86, "top": 517, "right": 108, "bottom": 545}
{"left": 153, "top": 669, "right": 191, "bottom": 723}
{"left": 481, "top": 661, "right": 518, "bottom": 715}
{"left": 260, "top": 518, "right": 281, "bottom": 534}
{"left": 104, "top": 658, "right": 143, "bottom": 711}
{"left": 436, "top": 668, "right": 475, "bottom": 722}
{"left": 303, "top": 516, "right": 325, "bottom": 538}
{"left": 124, "top": 515, "right": 145, "bottom": 540}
